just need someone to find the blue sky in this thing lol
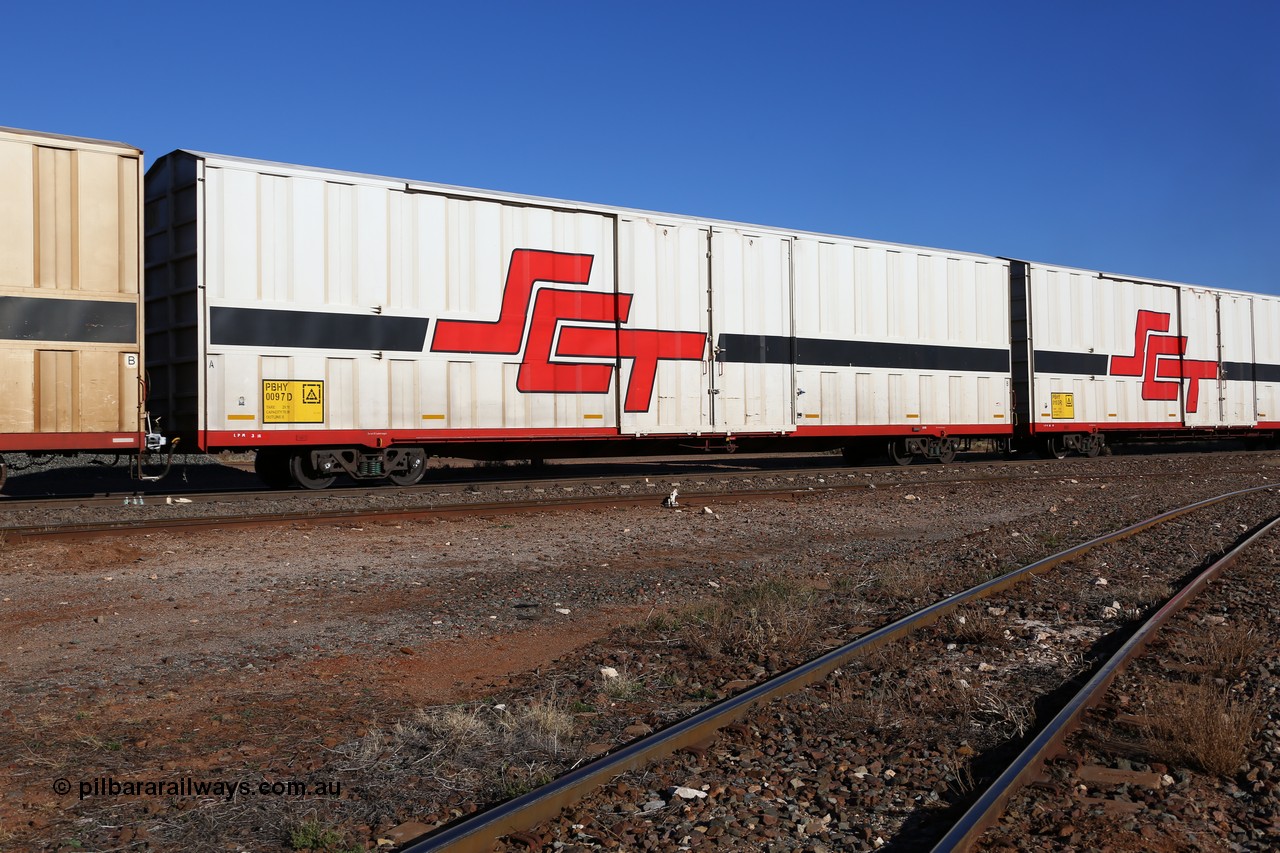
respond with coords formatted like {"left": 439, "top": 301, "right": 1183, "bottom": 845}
{"left": 6, "top": 1, "right": 1277, "bottom": 293}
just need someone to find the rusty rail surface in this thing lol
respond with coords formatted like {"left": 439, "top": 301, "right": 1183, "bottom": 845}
{"left": 397, "top": 483, "right": 1276, "bottom": 853}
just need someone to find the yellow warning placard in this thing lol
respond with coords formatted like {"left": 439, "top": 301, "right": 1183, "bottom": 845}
{"left": 1051, "top": 392, "right": 1075, "bottom": 419}
{"left": 263, "top": 380, "right": 324, "bottom": 424}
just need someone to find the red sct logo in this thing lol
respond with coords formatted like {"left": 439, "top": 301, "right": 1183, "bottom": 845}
{"left": 429, "top": 250, "right": 707, "bottom": 412}
{"left": 1109, "top": 310, "right": 1218, "bottom": 412}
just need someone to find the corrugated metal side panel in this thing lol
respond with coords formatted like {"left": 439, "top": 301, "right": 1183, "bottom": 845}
{"left": 711, "top": 229, "right": 794, "bottom": 432}
{"left": 199, "top": 162, "right": 623, "bottom": 437}
{"left": 792, "top": 241, "right": 1009, "bottom": 428}
{"left": 1179, "top": 288, "right": 1222, "bottom": 427}
{"left": 1217, "top": 293, "right": 1255, "bottom": 426}
{"left": 0, "top": 130, "right": 142, "bottom": 440}
{"left": 144, "top": 151, "right": 202, "bottom": 441}
{"left": 1254, "top": 296, "right": 1280, "bottom": 423}
{"left": 616, "top": 217, "right": 710, "bottom": 435}
{"left": 1028, "top": 267, "right": 1181, "bottom": 428}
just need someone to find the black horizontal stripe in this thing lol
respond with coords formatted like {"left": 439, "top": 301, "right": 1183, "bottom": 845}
{"left": 0, "top": 295, "right": 137, "bottom": 344}
{"left": 1033, "top": 350, "right": 1110, "bottom": 376}
{"left": 717, "top": 334, "right": 1008, "bottom": 373}
{"left": 210, "top": 307, "right": 430, "bottom": 352}
{"left": 1224, "top": 361, "right": 1280, "bottom": 383}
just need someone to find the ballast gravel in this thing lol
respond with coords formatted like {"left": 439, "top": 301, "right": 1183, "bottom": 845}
{"left": 0, "top": 449, "right": 1278, "bottom": 851}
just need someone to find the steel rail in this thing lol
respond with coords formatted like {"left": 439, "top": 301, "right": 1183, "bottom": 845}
{"left": 930, "top": 509, "right": 1280, "bottom": 852}
{"left": 397, "top": 483, "right": 1276, "bottom": 853}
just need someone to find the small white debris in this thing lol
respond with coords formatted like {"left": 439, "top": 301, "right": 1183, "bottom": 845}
{"left": 904, "top": 494, "right": 918, "bottom": 501}
{"left": 1162, "top": 774, "right": 1175, "bottom": 787}
{"left": 883, "top": 769, "right": 896, "bottom": 780}
{"left": 987, "top": 606, "right": 1007, "bottom": 617}
{"left": 945, "top": 643, "right": 958, "bottom": 651}
{"left": 600, "top": 667, "right": 620, "bottom": 679}
{"left": 978, "top": 662, "right": 996, "bottom": 672}
{"left": 671, "top": 786, "right": 707, "bottom": 800}
{"left": 1049, "top": 505, "right": 1058, "bottom": 513}
{"left": 958, "top": 678, "right": 971, "bottom": 689}
{"left": 703, "top": 506, "right": 714, "bottom": 515}
{"left": 957, "top": 615, "right": 967, "bottom": 625}
{"left": 643, "top": 800, "right": 666, "bottom": 812}
{"left": 663, "top": 488, "right": 680, "bottom": 508}
{"left": 708, "top": 580, "right": 721, "bottom": 589}
{"left": 1010, "top": 531, "right": 1021, "bottom": 537}
{"left": 1095, "top": 577, "right": 1109, "bottom": 586}
{"left": 556, "top": 608, "right": 572, "bottom": 615}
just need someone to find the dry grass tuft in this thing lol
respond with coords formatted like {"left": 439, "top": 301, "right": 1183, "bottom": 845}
{"left": 870, "top": 559, "right": 942, "bottom": 602}
{"left": 937, "top": 608, "right": 1008, "bottom": 647}
{"left": 597, "top": 668, "right": 646, "bottom": 701}
{"left": 1139, "top": 681, "right": 1264, "bottom": 776}
{"left": 679, "top": 577, "right": 820, "bottom": 660}
{"left": 340, "top": 695, "right": 578, "bottom": 798}
{"left": 1199, "top": 623, "right": 1266, "bottom": 680}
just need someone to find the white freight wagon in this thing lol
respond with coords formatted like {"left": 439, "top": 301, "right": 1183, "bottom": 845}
{"left": 1010, "top": 259, "right": 1280, "bottom": 456}
{"left": 145, "top": 150, "right": 1012, "bottom": 488}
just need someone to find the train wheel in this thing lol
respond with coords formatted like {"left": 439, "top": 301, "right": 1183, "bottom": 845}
{"left": 387, "top": 449, "right": 427, "bottom": 487}
{"left": 936, "top": 442, "right": 957, "bottom": 464}
{"left": 1083, "top": 436, "right": 1103, "bottom": 458}
{"left": 253, "top": 449, "right": 293, "bottom": 489}
{"left": 887, "top": 439, "right": 914, "bottom": 466}
{"left": 288, "top": 452, "right": 336, "bottom": 490}
{"left": 0, "top": 457, "right": 7, "bottom": 492}
{"left": 1042, "top": 436, "right": 1067, "bottom": 459}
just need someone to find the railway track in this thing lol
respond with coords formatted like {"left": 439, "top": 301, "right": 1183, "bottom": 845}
{"left": 380, "top": 484, "right": 1279, "bottom": 852}
{"left": 5, "top": 451, "right": 1278, "bottom": 542}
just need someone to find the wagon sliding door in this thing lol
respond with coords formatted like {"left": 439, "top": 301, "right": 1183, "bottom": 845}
{"left": 1218, "top": 292, "right": 1256, "bottom": 427}
{"left": 1180, "top": 289, "right": 1256, "bottom": 429}
{"left": 615, "top": 221, "right": 797, "bottom": 436}
{"left": 616, "top": 218, "right": 713, "bottom": 435}
{"left": 709, "top": 229, "right": 795, "bottom": 433}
